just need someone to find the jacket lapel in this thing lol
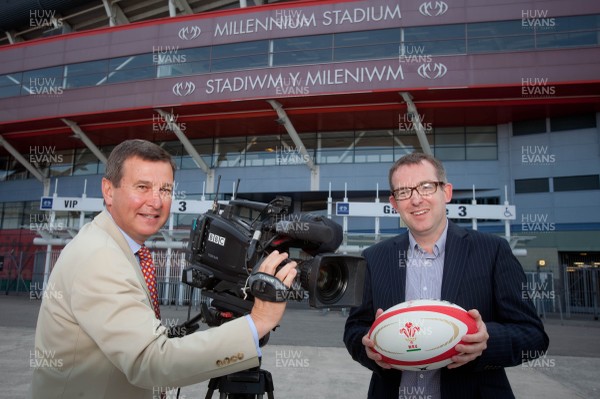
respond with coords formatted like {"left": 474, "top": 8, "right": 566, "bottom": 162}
{"left": 441, "top": 221, "right": 470, "bottom": 303}
{"left": 392, "top": 233, "right": 409, "bottom": 305}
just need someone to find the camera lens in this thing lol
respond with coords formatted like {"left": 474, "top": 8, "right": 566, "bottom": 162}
{"left": 317, "top": 262, "right": 346, "bottom": 303}
{"left": 299, "top": 259, "right": 348, "bottom": 305}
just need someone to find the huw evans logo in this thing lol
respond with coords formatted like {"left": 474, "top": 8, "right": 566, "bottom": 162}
{"left": 153, "top": 46, "right": 187, "bottom": 64}
{"left": 521, "top": 145, "right": 555, "bottom": 165}
{"left": 521, "top": 281, "right": 555, "bottom": 300}
{"left": 521, "top": 78, "right": 555, "bottom": 98}
{"left": 29, "top": 146, "right": 63, "bottom": 164}
{"left": 521, "top": 213, "right": 555, "bottom": 232}
{"left": 521, "top": 10, "right": 556, "bottom": 29}
{"left": 399, "top": 44, "right": 432, "bottom": 63}
{"left": 28, "top": 77, "right": 63, "bottom": 96}
{"left": 30, "top": 9, "right": 63, "bottom": 28}
{"left": 398, "top": 113, "right": 433, "bottom": 133}
{"left": 399, "top": 386, "right": 433, "bottom": 399}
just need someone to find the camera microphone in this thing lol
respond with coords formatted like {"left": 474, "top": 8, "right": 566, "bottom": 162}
{"left": 274, "top": 214, "right": 342, "bottom": 254}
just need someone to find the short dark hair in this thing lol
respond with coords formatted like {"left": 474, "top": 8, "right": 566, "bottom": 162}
{"left": 104, "top": 139, "right": 176, "bottom": 187}
{"left": 388, "top": 152, "right": 447, "bottom": 191}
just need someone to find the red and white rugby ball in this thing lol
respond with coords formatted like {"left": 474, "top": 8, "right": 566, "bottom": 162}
{"left": 368, "top": 299, "right": 478, "bottom": 371}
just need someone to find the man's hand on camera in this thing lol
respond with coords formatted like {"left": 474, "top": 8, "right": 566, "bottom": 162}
{"left": 249, "top": 251, "right": 297, "bottom": 338}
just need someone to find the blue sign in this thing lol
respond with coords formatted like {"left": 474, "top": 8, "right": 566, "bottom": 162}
{"left": 40, "top": 197, "right": 53, "bottom": 210}
{"left": 336, "top": 202, "right": 350, "bottom": 215}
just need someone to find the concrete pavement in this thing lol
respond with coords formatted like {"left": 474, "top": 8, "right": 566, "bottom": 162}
{"left": 1, "top": 295, "right": 599, "bottom": 398}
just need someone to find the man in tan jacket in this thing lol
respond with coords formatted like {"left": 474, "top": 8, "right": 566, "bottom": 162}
{"left": 29, "top": 139, "right": 297, "bottom": 398}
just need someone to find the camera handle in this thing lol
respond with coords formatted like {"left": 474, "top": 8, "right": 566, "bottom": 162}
{"left": 245, "top": 273, "right": 288, "bottom": 303}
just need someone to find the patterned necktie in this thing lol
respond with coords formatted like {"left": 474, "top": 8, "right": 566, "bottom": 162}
{"left": 137, "top": 245, "right": 161, "bottom": 320}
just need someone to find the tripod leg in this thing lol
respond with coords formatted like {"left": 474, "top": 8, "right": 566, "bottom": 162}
{"left": 205, "top": 377, "right": 219, "bottom": 399}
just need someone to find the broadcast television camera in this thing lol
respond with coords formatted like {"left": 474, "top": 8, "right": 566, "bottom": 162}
{"left": 182, "top": 195, "right": 366, "bottom": 322}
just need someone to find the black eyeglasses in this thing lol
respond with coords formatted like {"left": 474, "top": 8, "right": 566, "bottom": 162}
{"left": 391, "top": 181, "right": 445, "bottom": 201}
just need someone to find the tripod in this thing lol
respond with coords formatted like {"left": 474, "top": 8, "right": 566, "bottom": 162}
{"left": 205, "top": 366, "right": 274, "bottom": 399}
{"left": 175, "top": 299, "right": 276, "bottom": 399}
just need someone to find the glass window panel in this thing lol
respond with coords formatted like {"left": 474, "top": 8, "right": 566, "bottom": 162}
{"left": 1, "top": 202, "right": 24, "bottom": 229}
{"left": 467, "top": 20, "right": 526, "bottom": 38}
{"left": 180, "top": 47, "right": 211, "bottom": 61}
{"left": 0, "top": 84, "right": 22, "bottom": 98}
{"left": 49, "top": 150, "right": 74, "bottom": 177}
{"left": 513, "top": 118, "right": 547, "bottom": 135}
{"left": 515, "top": 178, "right": 549, "bottom": 194}
{"left": 3, "top": 156, "right": 28, "bottom": 180}
{"left": 244, "top": 135, "right": 280, "bottom": 167}
{"left": 549, "top": 15, "right": 600, "bottom": 33}
{"left": 393, "top": 132, "right": 433, "bottom": 155}
{"left": 182, "top": 139, "right": 213, "bottom": 169}
{"left": 554, "top": 175, "right": 600, "bottom": 192}
{"left": 66, "top": 73, "right": 108, "bottom": 88}
{"left": 0, "top": 73, "right": 23, "bottom": 98}
{"left": 466, "top": 126, "right": 497, "bottom": 145}
{"left": 66, "top": 60, "right": 108, "bottom": 76}
{"left": 550, "top": 114, "right": 596, "bottom": 132}
{"left": 97, "top": 145, "right": 114, "bottom": 176}
{"left": 107, "top": 55, "right": 155, "bottom": 83}
{"left": 109, "top": 54, "right": 154, "bottom": 70}
{"left": 21, "top": 66, "right": 64, "bottom": 95}
{"left": 354, "top": 130, "right": 394, "bottom": 164}
{"left": 435, "top": 127, "right": 464, "bottom": 146}
{"left": 157, "top": 47, "right": 211, "bottom": 78}
{"left": 334, "top": 29, "right": 400, "bottom": 61}
{"left": 405, "top": 24, "right": 465, "bottom": 41}
{"left": 211, "top": 54, "right": 268, "bottom": 71}
{"left": 536, "top": 31, "right": 597, "bottom": 48}
{"left": 336, "top": 29, "right": 400, "bottom": 47}
{"left": 435, "top": 147, "right": 465, "bottom": 160}
{"left": 212, "top": 40, "right": 269, "bottom": 59}
{"left": 274, "top": 38, "right": 325, "bottom": 65}
{"left": 0, "top": 72, "right": 22, "bottom": 87}
{"left": 213, "top": 137, "right": 247, "bottom": 167}
{"left": 0, "top": 156, "right": 8, "bottom": 181}
{"left": 158, "top": 141, "right": 184, "bottom": 169}
{"left": 334, "top": 43, "right": 398, "bottom": 61}
{"left": 274, "top": 49, "right": 332, "bottom": 66}
{"left": 402, "top": 39, "right": 466, "bottom": 56}
{"left": 73, "top": 148, "right": 99, "bottom": 176}
{"left": 466, "top": 146, "right": 497, "bottom": 160}
{"left": 316, "top": 132, "right": 354, "bottom": 164}
{"left": 355, "top": 130, "right": 393, "bottom": 147}
{"left": 158, "top": 61, "right": 210, "bottom": 78}
{"left": 274, "top": 35, "right": 332, "bottom": 52}
{"left": 468, "top": 35, "right": 535, "bottom": 53}
{"left": 435, "top": 134, "right": 464, "bottom": 146}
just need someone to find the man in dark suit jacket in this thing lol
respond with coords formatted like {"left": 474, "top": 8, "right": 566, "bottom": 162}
{"left": 344, "top": 153, "right": 549, "bottom": 399}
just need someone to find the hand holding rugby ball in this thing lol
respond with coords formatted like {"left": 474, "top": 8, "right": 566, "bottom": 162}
{"left": 368, "top": 299, "right": 478, "bottom": 371}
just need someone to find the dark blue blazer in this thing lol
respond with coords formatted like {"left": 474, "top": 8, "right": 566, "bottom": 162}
{"left": 344, "top": 221, "right": 549, "bottom": 399}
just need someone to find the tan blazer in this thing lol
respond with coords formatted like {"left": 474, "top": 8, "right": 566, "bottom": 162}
{"left": 29, "top": 210, "right": 259, "bottom": 398}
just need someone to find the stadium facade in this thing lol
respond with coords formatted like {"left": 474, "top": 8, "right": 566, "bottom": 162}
{"left": 0, "top": 0, "right": 599, "bottom": 316}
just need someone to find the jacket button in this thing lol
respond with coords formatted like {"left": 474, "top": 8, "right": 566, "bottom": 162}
{"left": 238, "top": 352, "right": 244, "bottom": 360}
{"left": 216, "top": 360, "right": 222, "bottom": 367}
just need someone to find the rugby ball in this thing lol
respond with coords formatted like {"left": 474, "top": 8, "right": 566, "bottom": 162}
{"left": 368, "top": 299, "right": 478, "bottom": 371}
